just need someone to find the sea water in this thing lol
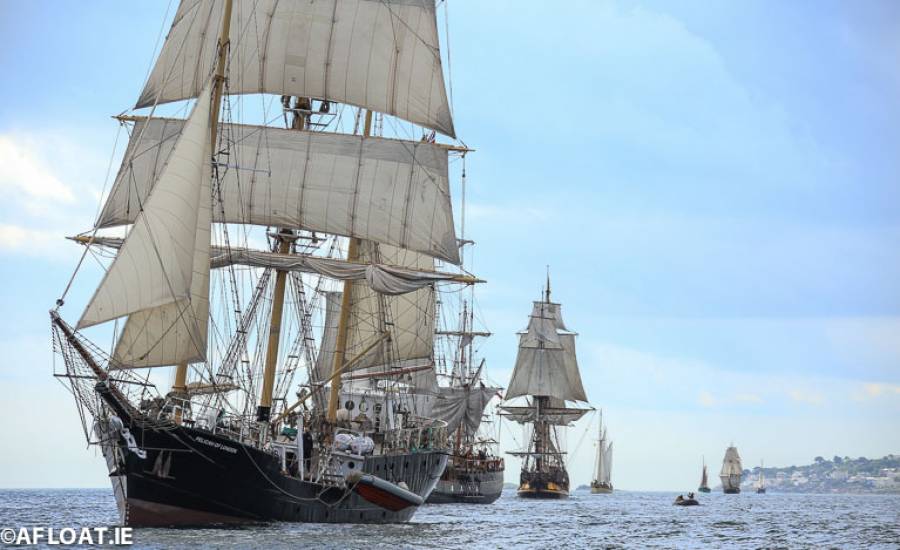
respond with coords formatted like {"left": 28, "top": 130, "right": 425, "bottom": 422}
{"left": 1, "top": 488, "right": 898, "bottom": 548}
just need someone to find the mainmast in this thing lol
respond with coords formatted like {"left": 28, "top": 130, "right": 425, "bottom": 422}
{"left": 172, "top": 0, "right": 233, "bottom": 424}
{"left": 326, "top": 110, "right": 373, "bottom": 423}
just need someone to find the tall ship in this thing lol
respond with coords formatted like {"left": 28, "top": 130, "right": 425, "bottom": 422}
{"left": 755, "top": 460, "right": 767, "bottom": 494}
{"left": 500, "top": 277, "right": 591, "bottom": 499}
{"left": 426, "top": 181, "right": 504, "bottom": 504}
{"left": 50, "top": 0, "right": 480, "bottom": 526}
{"left": 698, "top": 457, "right": 711, "bottom": 493}
{"left": 426, "top": 300, "right": 504, "bottom": 503}
{"left": 590, "top": 411, "right": 613, "bottom": 494}
{"left": 720, "top": 445, "right": 743, "bottom": 494}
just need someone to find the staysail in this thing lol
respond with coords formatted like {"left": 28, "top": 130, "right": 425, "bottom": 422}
{"left": 137, "top": 0, "right": 455, "bottom": 138}
{"left": 78, "top": 79, "right": 214, "bottom": 374}
{"left": 98, "top": 116, "right": 460, "bottom": 264}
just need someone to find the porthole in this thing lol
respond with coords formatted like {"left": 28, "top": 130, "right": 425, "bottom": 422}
{"left": 344, "top": 400, "right": 355, "bottom": 411}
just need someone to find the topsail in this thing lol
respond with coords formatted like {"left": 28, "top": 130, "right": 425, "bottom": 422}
{"left": 98, "top": 116, "right": 460, "bottom": 264}
{"left": 137, "top": 0, "right": 455, "bottom": 138}
{"left": 504, "top": 301, "right": 587, "bottom": 403}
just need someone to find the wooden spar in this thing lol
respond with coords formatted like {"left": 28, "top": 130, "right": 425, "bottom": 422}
{"left": 67, "top": 235, "right": 484, "bottom": 285}
{"left": 342, "top": 364, "right": 432, "bottom": 382}
{"left": 326, "top": 109, "right": 372, "bottom": 423}
{"left": 113, "top": 114, "right": 474, "bottom": 154}
{"left": 171, "top": 0, "right": 232, "bottom": 425}
{"left": 50, "top": 311, "right": 135, "bottom": 414}
{"left": 270, "top": 332, "right": 389, "bottom": 426}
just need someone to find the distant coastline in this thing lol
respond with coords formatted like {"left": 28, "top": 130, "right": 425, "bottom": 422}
{"left": 728, "top": 454, "right": 900, "bottom": 494}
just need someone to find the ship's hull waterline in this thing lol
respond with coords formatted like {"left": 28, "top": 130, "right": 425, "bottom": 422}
{"left": 723, "top": 487, "right": 741, "bottom": 494}
{"left": 516, "top": 471, "right": 569, "bottom": 499}
{"left": 426, "top": 467, "right": 504, "bottom": 504}
{"left": 590, "top": 484, "right": 613, "bottom": 494}
{"left": 94, "top": 389, "right": 446, "bottom": 526}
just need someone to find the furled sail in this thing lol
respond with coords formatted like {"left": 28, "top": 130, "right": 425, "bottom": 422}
{"left": 78, "top": 83, "right": 214, "bottom": 337}
{"left": 430, "top": 386, "right": 498, "bottom": 434}
{"left": 504, "top": 301, "right": 588, "bottom": 403}
{"left": 78, "top": 236, "right": 473, "bottom": 296}
{"left": 500, "top": 397, "right": 588, "bottom": 426}
{"left": 98, "top": 117, "right": 459, "bottom": 264}
{"left": 137, "top": 0, "right": 455, "bottom": 137}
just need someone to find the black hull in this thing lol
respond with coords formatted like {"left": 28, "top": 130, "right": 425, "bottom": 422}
{"left": 698, "top": 487, "right": 711, "bottom": 493}
{"left": 723, "top": 487, "right": 741, "bottom": 494}
{"left": 517, "top": 469, "right": 568, "bottom": 499}
{"left": 96, "top": 389, "right": 446, "bottom": 526}
{"left": 426, "top": 468, "right": 504, "bottom": 504}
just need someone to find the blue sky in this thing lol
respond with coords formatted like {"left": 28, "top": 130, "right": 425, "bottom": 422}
{"left": 0, "top": 1, "right": 898, "bottom": 490}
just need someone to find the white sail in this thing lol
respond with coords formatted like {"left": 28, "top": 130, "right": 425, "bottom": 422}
{"left": 504, "top": 300, "right": 587, "bottom": 403}
{"left": 78, "top": 83, "right": 214, "bottom": 332}
{"left": 720, "top": 446, "right": 743, "bottom": 476}
{"left": 602, "top": 441, "right": 613, "bottom": 484}
{"left": 343, "top": 243, "right": 435, "bottom": 374}
{"left": 720, "top": 445, "right": 743, "bottom": 490}
{"left": 314, "top": 291, "right": 343, "bottom": 387}
{"left": 98, "top": 117, "right": 459, "bottom": 264}
{"left": 137, "top": 0, "right": 455, "bottom": 137}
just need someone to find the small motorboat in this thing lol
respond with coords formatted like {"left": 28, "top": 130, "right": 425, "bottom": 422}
{"left": 674, "top": 494, "right": 700, "bottom": 506}
{"left": 347, "top": 471, "right": 425, "bottom": 512}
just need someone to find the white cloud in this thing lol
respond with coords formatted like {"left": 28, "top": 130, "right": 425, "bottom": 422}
{"left": 698, "top": 390, "right": 716, "bottom": 407}
{"left": 0, "top": 224, "right": 61, "bottom": 254}
{"left": 788, "top": 389, "right": 825, "bottom": 406}
{"left": 853, "top": 382, "right": 900, "bottom": 401}
{"left": 0, "top": 132, "right": 112, "bottom": 260}
{"left": 0, "top": 135, "right": 75, "bottom": 203}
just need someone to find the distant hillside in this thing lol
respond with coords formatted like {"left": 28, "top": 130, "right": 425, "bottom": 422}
{"left": 729, "top": 454, "right": 900, "bottom": 494}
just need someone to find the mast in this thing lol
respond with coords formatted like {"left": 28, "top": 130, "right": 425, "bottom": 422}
{"left": 172, "top": 0, "right": 233, "bottom": 424}
{"left": 257, "top": 98, "right": 315, "bottom": 423}
{"left": 257, "top": 233, "right": 293, "bottom": 422}
{"left": 327, "top": 110, "right": 373, "bottom": 423}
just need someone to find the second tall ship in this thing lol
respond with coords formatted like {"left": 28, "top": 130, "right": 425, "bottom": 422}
{"left": 501, "top": 278, "right": 591, "bottom": 499}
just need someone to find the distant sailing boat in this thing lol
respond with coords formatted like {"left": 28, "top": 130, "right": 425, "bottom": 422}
{"left": 590, "top": 411, "right": 613, "bottom": 494}
{"left": 50, "top": 0, "right": 478, "bottom": 526}
{"left": 756, "top": 460, "right": 767, "bottom": 494}
{"left": 720, "top": 445, "right": 743, "bottom": 494}
{"left": 698, "top": 457, "right": 711, "bottom": 493}
{"left": 500, "top": 275, "right": 591, "bottom": 499}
